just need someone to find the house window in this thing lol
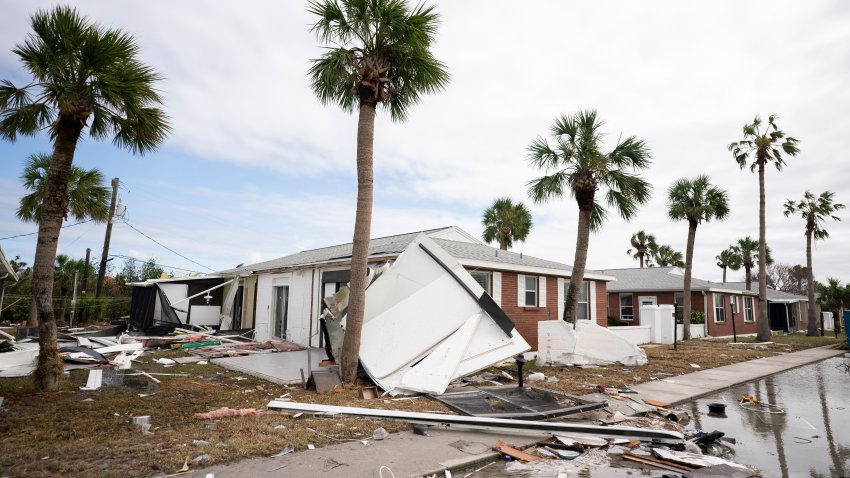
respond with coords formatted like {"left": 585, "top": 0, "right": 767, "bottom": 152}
{"left": 744, "top": 297, "right": 754, "bottom": 322}
{"left": 674, "top": 292, "right": 684, "bottom": 322}
{"left": 525, "top": 276, "right": 538, "bottom": 306}
{"left": 619, "top": 294, "right": 634, "bottom": 321}
{"left": 713, "top": 294, "right": 726, "bottom": 322}
{"left": 574, "top": 282, "right": 590, "bottom": 320}
{"left": 470, "top": 271, "right": 492, "bottom": 296}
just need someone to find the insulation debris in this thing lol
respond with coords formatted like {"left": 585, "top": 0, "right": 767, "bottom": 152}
{"left": 537, "top": 320, "right": 648, "bottom": 367}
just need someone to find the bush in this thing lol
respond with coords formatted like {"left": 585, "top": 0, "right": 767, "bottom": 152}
{"left": 690, "top": 311, "right": 705, "bottom": 324}
{"left": 608, "top": 316, "right": 626, "bottom": 327}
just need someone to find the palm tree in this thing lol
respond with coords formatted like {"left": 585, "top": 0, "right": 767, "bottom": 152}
{"left": 729, "top": 114, "right": 800, "bottom": 341}
{"left": 668, "top": 175, "right": 729, "bottom": 339}
{"left": 0, "top": 6, "right": 170, "bottom": 390}
{"left": 716, "top": 246, "right": 742, "bottom": 283}
{"left": 626, "top": 230, "right": 657, "bottom": 268}
{"left": 816, "top": 278, "right": 846, "bottom": 338}
{"left": 17, "top": 153, "right": 109, "bottom": 224}
{"left": 652, "top": 244, "right": 685, "bottom": 268}
{"left": 735, "top": 236, "right": 773, "bottom": 291}
{"left": 784, "top": 190, "right": 844, "bottom": 336}
{"left": 308, "top": 0, "right": 449, "bottom": 382}
{"left": 528, "top": 110, "right": 652, "bottom": 325}
{"left": 481, "top": 197, "right": 533, "bottom": 250}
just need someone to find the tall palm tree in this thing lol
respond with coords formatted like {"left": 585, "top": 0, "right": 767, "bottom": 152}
{"left": 308, "top": 0, "right": 449, "bottom": 382}
{"left": 784, "top": 190, "right": 844, "bottom": 336}
{"left": 668, "top": 175, "right": 729, "bottom": 339}
{"left": 481, "top": 197, "right": 533, "bottom": 250}
{"left": 17, "top": 153, "right": 109, "bottom": 224}
{"left": 729, "top": 114, "right": 800, "bottom": 341}
{"left": 0, "top": 6, "right": 170, "bottom": 390}
{"left": 716, "top": 246, "right": 742, "bottom": 283}
{"left": 652, "top": 244, "right": 685, "bottom": 268}
{"left": 735, "top": 236, "right": 773, "bottom": 291}
{"left": 528, "top": 110, "right": 652, "bottom": 325}
{"left": 626, "top": 230, "right": 657, "bottom": 268}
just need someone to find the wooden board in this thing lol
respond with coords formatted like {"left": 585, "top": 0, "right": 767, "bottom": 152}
{"left": 493, "top": 440, "right": 538, "bottom": 462}
{"left": 642, "top": 399, "right": 670, "bottom": 407}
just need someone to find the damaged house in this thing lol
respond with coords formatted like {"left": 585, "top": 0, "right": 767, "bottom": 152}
{"left": 219, "top": 226, "right": 615, "bottom": 351}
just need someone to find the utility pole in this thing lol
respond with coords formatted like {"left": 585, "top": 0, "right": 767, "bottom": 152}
{"left": 79, "top": 247, "right": 91, "bottom": 323}
{"left": 96, "top": 178, "right": 119, "bottom": 298}
{"left": 69, "top": 271, "right": 78, "bottom": 327}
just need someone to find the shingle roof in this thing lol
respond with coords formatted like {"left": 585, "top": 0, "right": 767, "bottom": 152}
{"left": 228, "top": 227, "right": 453, "bottom": 273}
{"left": 432, "top": 238, "right": 574, "bottom": 273}
{"left": 223, "top": 227, "right": 588, "bottom": 276}
{"left": 721, "top": 282, "right": 808, "bottom": 302}
{"left": 601, "top": 267, "right": 717, "bottom": 292}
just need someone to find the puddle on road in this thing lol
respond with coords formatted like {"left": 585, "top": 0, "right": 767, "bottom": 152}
{"left": 460, "top": 356, "right": 850, "bottom": 477}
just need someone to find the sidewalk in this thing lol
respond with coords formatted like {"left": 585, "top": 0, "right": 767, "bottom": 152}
{"left": 629, "top": 344, "right": 844, "bottom": 405}
{"left": 186, "top": 345, "right": 844, "bottom": 478}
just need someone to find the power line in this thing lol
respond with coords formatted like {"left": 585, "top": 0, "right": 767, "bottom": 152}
{"left": 109, "top": 254, "right": 206, "bottom": 274}
{"left": 119, "top": 220, "right": 215, "bottom": 272}
{"left": 0, "top": 219, "right": 96, "bottom": 241}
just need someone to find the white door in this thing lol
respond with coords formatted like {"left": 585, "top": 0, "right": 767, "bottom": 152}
{"left": 638, "top": 296, "right": 657, "bottom": 307}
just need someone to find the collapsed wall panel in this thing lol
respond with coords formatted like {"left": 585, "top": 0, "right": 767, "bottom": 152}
{"left": 356, "top": 235, "right": 530, "bottom": 395}
{"left": 537, "top": 320, "right": 648, "bottom": 366}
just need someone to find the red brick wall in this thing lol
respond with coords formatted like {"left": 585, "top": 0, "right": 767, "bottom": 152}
{"left": 607, "top": 290, "right": 706, "bottom": 325}
{"left": 595, "top": 281, "right": 608, "bottom": 327}
{"left": 705, "top": 292, "right": 759, "bottom": 336}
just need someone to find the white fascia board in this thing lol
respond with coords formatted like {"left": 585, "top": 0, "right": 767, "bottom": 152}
{"left": 708, "top": 287, "right": 760, "bottom": 295}
{"left": 456, "top": 258, "right": 614, "bottom": 281}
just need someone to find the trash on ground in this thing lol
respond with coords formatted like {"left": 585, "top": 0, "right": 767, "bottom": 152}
{"left": 270, "top": 444, "right": 294, "bottom": 457}
{"left": 430, "top": 385, "right": 604, "bottom": 420}
{"left": 194, "top": 407, "right": 259, "bottom": 419}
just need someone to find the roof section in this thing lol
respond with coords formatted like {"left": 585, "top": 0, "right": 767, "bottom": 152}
{"left": 721, "top": 282, "right": 808, "bottom": 302}
{"left": 433, "top": 238, "right": 574, "bottom": 274}
{"left": 601, "top": 267, "right": 744, "bottom": 293}
{"left": 233, "top": 227, "right": 455, "bottom": 273}
{"left": 0, "top": 244, "right": 18, "bottom": 282}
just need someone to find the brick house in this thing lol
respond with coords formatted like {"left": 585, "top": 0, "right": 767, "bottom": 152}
{"left": 226, "top": 226, "right": 613, "bottom": 351}
{"left": 600, "top": 267, "right": 761, "bottom": 337}
{"left": 720, "top": 282, "right": 810, "bottom": 333}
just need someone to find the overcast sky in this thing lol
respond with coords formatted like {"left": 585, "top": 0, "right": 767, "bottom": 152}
{"left": 1, "top": 1, "right": 849, "bottom": 283}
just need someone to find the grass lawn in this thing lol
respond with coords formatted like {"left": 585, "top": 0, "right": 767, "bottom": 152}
{"left": 0, "top": 332, "right": 844, "bottom": 477}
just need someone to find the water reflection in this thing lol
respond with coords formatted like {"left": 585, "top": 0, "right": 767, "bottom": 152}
{"left": 691, "top": 357, "right": 850, "bottom": 478}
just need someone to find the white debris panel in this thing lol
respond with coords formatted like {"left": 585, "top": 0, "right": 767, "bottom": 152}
{"left": 537, "top": 320, "right": 648, "bottom": 367}
{"left": 354, "top": 235, "right": 530, "bottom": 395}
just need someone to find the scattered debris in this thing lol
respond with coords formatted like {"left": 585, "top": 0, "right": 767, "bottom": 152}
{"left": 448, "top": 440, "right": 491, "bottom": 455}
{"left": 193, "top": 407, "right": 259, "bottom": 419}
{"left": 431, "top": 385, "right": 604, "bottom": 420}
{"left": 537, "top": 320, "right": 648, "bottom": 366}
{"left": 270, "top": 444, "right": 294, "bottom": 457}
{"left": 493, "top": 440, "right": 538, "bottom": 462}
{"left": 371, "top": 427, "right": 389, "bottom": 440}
{"left": 79, "top": 369, "right": 103, "bottom": 391}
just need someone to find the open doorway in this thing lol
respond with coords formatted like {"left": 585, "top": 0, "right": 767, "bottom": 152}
{"left": 273, "top": 285, "right": 289, "bottom": 339}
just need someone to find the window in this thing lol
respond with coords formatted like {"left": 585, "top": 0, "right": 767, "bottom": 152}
{"left": 575, "top": 282, "right": 590, "bottom": 320}
{"left": 525, "top": 276, "right": 538, "bottom": 306}
{"left": 713, "top": 294, "right": 726, "bottom": 322}
{"left": 470, "top": 271, "right": 492, "bottom": 296}
{"left": 674, "top": 292, "right": 684, "bottom": 322}
{"left": 619, "top": 294, "right": 634, "bottom": 321}
{"left": 744, "top": 297, "right": 754, "bottom": 322}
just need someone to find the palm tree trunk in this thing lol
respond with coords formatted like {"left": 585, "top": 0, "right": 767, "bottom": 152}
{"left": 639, "top": 253, "right": 644, "bottom": 268}
{"left": 756, "top": 160, "right": 772, "bottom": 341}
{"left": 499, "top": 239, "right": 508, "bottom": 251}
{"left": 564, "top": 193, "right": 592, "bottom": 327}
{"left": 339, "top": 99, "right": 376, "bottom": 383}
{"left": 805, "top": 229, "right": 818, "bottom": 336}
{"left": 745, "top": 267, "right": 752, "bottom": 291}
{"left": 34, "top": 114, "right": 83, "bottom": 391}
{"left": 682, "top": 220, "right": 697, "bottom": 340}
{"left": 721, "top": 266, "right": 727, "bottom": 283}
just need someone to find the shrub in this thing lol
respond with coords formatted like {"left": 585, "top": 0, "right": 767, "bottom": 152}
{"left": 690, "top": 311, "right": 706, "bottom": 324}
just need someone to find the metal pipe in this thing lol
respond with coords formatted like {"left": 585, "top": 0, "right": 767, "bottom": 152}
{"left": 267, "top": 400, "right": 684, "bottom": 444}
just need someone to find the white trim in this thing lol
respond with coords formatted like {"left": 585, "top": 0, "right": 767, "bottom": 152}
{"left": 589, "top": 281, "right": 597, "bottom": 322}
{"left": 493, "top": 272, "right": 502, "bottom": 306}
{"left": 638, "top": 296, "right": 658, "bottom": 306}
{"left": 455, "top": 259, "right": 614, "bottom": 281}
{"left": 517, "top": 274, "right": 525, "bottom": 307}
{"left": 539, "top": 276, "right": 547, "bottom": 306}
{"left": 426, "top": 226, "right": 485, "bottom": 245}
{"left": 557, "top": 278, "right": 565, "bottom": 320}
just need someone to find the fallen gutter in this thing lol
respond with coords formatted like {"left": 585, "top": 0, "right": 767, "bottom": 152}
{"left": 266, "top": 401, "right": 684, "bottom": 445}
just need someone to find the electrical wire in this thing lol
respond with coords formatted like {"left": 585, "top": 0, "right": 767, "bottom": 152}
{"left": 119, "top": 219, "right": 215, "bottom": 272}
{"left": 0, "top": 219, "right": 95, "bottom": 241}
{"left": 108, "top": 254, "right": 206, "bottom": 274}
